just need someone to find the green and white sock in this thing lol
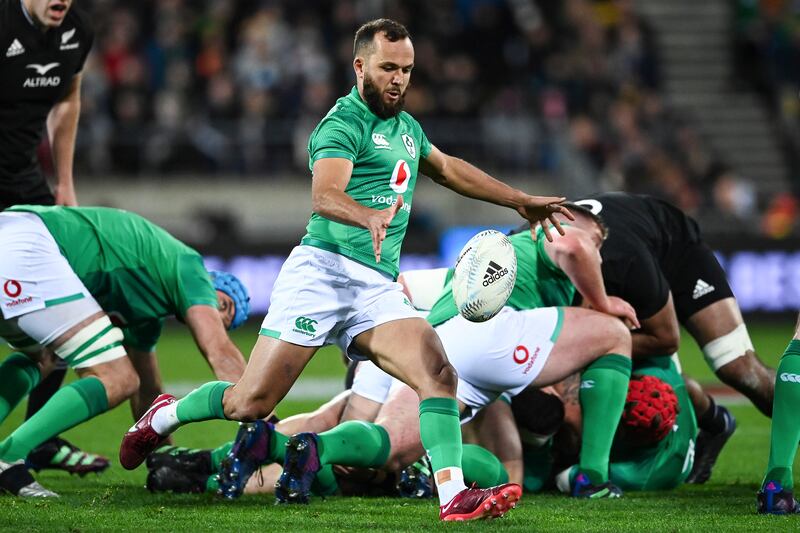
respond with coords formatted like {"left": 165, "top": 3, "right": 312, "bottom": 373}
{"left": 152, "top": 381, "right": 232, "bottom": 435}
{"left": 578, "top": 354, "right": 632, "bottom": 485}
{"left": 419, "top": 397, "right": 466, "bottom": 504}
{"left": 0, "top": 377, "right": 108, "bottom": 461}
{"left": 0, "top": 352, "right": 40, "bottom": 424}
{"left": 763, "top": 340, "right": 800, "bottom": 490}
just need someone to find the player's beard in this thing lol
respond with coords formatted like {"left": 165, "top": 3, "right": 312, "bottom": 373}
{"left": 363, "top": 73, "right": 406, "bottom": 119}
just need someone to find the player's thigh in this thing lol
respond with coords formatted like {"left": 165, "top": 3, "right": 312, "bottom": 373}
{"left": 352, "top": 317, "right": 453, "bottom": 395}
{"left": 672, "top": 241, "right": 739, "bottom": 342}
{"left": 531, "top": 307, "right": 630, "bottom": 387}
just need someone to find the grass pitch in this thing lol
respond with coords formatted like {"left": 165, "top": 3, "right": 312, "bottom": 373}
{"left": 1, "top": 319, "right": 800, "bottom": 531}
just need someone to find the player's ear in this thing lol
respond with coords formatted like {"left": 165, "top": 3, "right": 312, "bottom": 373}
{"left": 353, "top": 57, "right": 364, "bottom": 79}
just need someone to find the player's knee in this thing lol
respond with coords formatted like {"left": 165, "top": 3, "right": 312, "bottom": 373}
{"left": 418, "top": 361, "right": 458, "bottom": 397}
{"left": 223, "top": 388, "right": 273, "bottom": 421}
{"left": 606, "top": 317, "right": 633, "bottom": 355}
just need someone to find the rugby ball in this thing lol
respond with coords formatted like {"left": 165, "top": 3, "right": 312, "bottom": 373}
{"left": 452, "top": 230, "right": 517, "bottom": 322}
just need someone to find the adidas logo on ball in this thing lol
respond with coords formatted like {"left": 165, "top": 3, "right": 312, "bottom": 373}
{"left": 482, "top": 261, "right": 508, "bottom": 286}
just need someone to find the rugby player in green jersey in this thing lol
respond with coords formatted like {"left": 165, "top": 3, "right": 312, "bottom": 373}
{"left": 757, "top": 321, "right": 800, "bottom": 514}
{"left": 0, "top": 205, "right": 248, "bottom": 496}
{"left": 121, "top": 18, "right": 572, "bottom": 521}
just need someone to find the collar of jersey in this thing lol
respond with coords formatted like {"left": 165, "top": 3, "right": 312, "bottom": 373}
{"left": 19, "top": 0, "right": 36, "bottom": 28}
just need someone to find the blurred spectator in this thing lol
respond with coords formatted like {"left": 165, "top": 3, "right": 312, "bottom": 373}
{"left": 66, "top": 0, "right": 738, "bottom": 219}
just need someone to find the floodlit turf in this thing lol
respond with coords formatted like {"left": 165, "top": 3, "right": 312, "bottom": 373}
{"left": 1, "top": 319, "right": 800, "bottom": 531}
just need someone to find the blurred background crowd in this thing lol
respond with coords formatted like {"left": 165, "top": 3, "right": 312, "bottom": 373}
{"left": 50, "top": 0, "right": 800, "bottom": 239}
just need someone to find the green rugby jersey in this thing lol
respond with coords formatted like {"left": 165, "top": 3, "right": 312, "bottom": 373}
{"left": 302, "top": 86, "right": 432, "bottom": 279}
{"left": 9, "top": 205, "right": 218, "bottom": 351}
{"left": 607, "top": 356, "right": 697, "bottom": 489}
{"left": 426, "top": 228, "right": 576, "bottom": 327}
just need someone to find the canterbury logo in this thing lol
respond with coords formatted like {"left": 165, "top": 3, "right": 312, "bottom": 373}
{"left": 482, "top": 261, "right": 508, "bottom": 286}
{"left": 780, "top": 372, "right": 800, "bottom": 383}
{"left": 26, "top": 62, "right": 59, "bottom": 75}
{"left": 294, "top": 316, "right": 318, "bottom": 333}
{"left": 580, "top": 379, "right": 595, "bottom": 389}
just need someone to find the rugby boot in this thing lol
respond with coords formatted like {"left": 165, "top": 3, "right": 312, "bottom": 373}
{"left": 686, "top": 405, "right": 736, "bottom": 484}
{"left": 26, "top": 437, "right": 110, "bottom": 476}
{"left": 0, "top": 460, "right": 58, "bottom": 497}
{"left": 439, "top": 482, "right": 522, "bottom": 521}
{"left": 146, "top": 445, "right": 213, "bottom": 475}
{"left": 120, "top": 394, "right": 175, "bottom": 470}
{"left": 570, "top": 472, "right": 623, "bottom": 498}
{"left": 275, "top": 432, "right": 321, "bottom": 504}
{"left": 146, "top": 466, "right": 208, "bottom": 494}
{"left": 397, "top": 455, "right": 434, "bottom": 498}
{"left": 218, "top": 421, "right": 274, "bottom": 499}
{"left": 757, "top": 481, "right": 800, "bottom": 515}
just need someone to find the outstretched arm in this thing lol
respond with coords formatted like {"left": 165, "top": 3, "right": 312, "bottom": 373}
{"left": 184, "top": 305, "right": 246, "bottom": 382}
{"left": 419, "top": 145, "right": 572, "bottom": 241}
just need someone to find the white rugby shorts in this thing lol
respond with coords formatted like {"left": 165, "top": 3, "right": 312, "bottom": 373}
{"left": 438, "top": 306, "right": 562, "bottom": 413}
{"left": 0, "top": 212, "right": 91, "bottom": 320}
{"left": 351, "top": 306, "right": 563, "bottom": 421}
{"left": 259, "top": 246, "right": 423, "bottom": 360}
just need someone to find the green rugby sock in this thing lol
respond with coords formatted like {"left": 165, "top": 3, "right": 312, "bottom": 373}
{"left": 317, "top": 421, "right": 390, "bottom": 468}
{"left": 175, "top": 381, "right": 231, "bottom": 423}
{"left": 419, "top": 397, "right": 463, "bottom": 472}
{"left": 579, "top": 354, "right": 632, "bottom": 485}
{"left": 462, "top": 444, "right": 509, "bottom": 487}
{"left": 0, "top": 377, "right": 107, "bottom": 461}
{"left": 312, "top": 464, "right": 339, "bottom": 496}
{"left": 763, "top": 340, "right": 800, "bottom": 490}
{"left": 0, "top": 353, "right": 40, "bottom": 424}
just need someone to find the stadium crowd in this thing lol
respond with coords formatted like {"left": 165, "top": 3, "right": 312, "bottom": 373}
{"left": 64, "top": 0, "right": 736, "bottom": 219}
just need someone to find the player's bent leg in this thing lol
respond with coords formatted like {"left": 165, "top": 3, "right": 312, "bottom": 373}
{"left": 461, "top": 400, "right": 523, "bottom": 486}
{"left": 531, "top": 308, "right": 632, "bottom": 494}
{"left": 759, "top": 335, "right": 800, "bottom": 514}
{"left": 0, "top": 313, "right": 128, "bottom": 467}
{"left": 121, "top": 335, "right": 318, "bottom": 470}
{"left": 684, "top": 298, "right": 774, "bottom": 416}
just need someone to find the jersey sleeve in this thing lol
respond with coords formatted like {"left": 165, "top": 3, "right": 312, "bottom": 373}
{"left": 418, "top": 121, "right": 432, "bottom": 159}
{"left": 123, "top": 319, "right": 163, "bottom": 352}
{"left": 73, "top": 7, "right": 94, "bottom": 74}
{"left": 172, "top": 254, "right": 219, "bottom": 318}
{"left": 308, "top": 112, "right": 362, "bottom": 165}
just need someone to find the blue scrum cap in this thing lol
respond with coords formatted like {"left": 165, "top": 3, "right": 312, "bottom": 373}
{"left": 209, "top": 270, "right": 250, "bottom": 330}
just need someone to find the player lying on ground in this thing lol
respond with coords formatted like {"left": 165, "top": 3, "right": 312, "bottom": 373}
{"left": 121, "top": 18, "right": 577, "bottom": 522}
{"left": 757, "top": 313, "right": 800, "bottom": 515}
{"left": 145, "top": 388, "right": 510, "bottom": 498}
{"left": 512, "top": 355, "right": 696, "bottom": 493}
{"left": 564, "top": 193, "right": 772, "bottom": 484}
{"left": 0, "top": 205, "right": 248, "bottom": 497}
{"left": 173, "top": 208, "right": 640, "bottom": 502}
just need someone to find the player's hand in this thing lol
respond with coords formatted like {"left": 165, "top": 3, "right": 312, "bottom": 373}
{"left": 603, "top": 296, "right": 640, "bottom": 330}
{"left": 55, "top": 184, "right": 78, "bottom": 207}
{"left": 367, "top": 195, "right": 404, "bottom": 263}
{"left": 516, "top": 196, "right": 574, "bottom": 242}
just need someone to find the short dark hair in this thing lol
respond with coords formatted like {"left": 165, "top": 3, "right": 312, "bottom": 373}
{"left": 353, "top": 18, "right": 411, "bottom": 57}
